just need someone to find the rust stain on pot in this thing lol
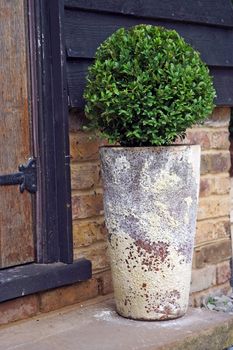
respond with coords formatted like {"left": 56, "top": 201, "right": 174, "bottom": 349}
{"left": 144, "top": 289, "right": 182, "bottom": 319}
{"left": 135, "top": 239, "right": 169, "bottom": 263}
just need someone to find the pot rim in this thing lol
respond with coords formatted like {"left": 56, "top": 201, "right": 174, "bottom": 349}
{"left": 100, "top": 144, "right": 200, "bottom": 151}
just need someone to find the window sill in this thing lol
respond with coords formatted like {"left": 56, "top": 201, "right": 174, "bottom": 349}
{"left": 0, "top": 259, "right": 91, "bottom": 302}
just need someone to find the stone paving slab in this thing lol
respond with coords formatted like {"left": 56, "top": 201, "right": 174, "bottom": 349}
{"left": 1, "top": 295, "right": 233, "bottom": 350}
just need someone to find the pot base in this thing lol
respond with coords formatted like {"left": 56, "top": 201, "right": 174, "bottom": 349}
{"left": 116, "top": 308, "right": 186, "bottom": 321}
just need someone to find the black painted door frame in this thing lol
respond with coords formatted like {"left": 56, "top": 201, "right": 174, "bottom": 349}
{"left": 0, "top": 0, "right": 91, "bottom": 303}
{"left": 29, "top": 0, "right": 73, "bottom": 263}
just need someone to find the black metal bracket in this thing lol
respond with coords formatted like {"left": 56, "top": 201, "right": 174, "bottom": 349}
{"left": 0, "top": 158, "right": 37, "bottom": 193}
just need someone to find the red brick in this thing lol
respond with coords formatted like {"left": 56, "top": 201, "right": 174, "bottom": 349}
{"left": 185, "top": 129, "right": 211, "bottom": 149}
{"left": 199, "top": 178, "right": 210, "bottom": 197}
{"left": 95, "top": 269, "right": 113, "bottom": 295}
{"left": 181, "top": 128, "right": 229, "bottom": 150}
{"left": 190, "top": 265, "right": 216, "bottom": 293}
{"left": 74, "top": 241, "right": 109, "bottom": 272}
{"left": 197, "top": 195, "right": 230, "bottom": 220}
{"left": 201, "top": 151, "right": 230, "bottom": 175}
{"left": 69, "top": 132, "right": 107, "bottom": 162}
{"left": 194, "top": 239, "right": 232, "bottom": 268}
{"left": 72, "top": 192, "right": 103, "bottom": 219}
{"left": 199, "top": 176, "right": 230, "bottom": 197}
{"left": 39, "top": 279, "right": 99, "bottom": 313}
{"left": 71, "top": 162, "right": 101, "bottom": 190}
{"left": 208, "top": 107, "right": 231, "bottom": 123}
{"left": 213, "top": 176, "right": 231, "bottom": 195}
{"left": 211, "top": 130, "right": 230, "bottom": 150}
{"left": 0, "top": 295, "right": 39, "bottom": 326}
{"left": 73, "top": 217, "right": 107, "bottom": 248}
{"left": 216, "top": 261, "right": 231, "bottom": 285}
{"left": 195, "top": 219, "right": 230, "bottom": 245}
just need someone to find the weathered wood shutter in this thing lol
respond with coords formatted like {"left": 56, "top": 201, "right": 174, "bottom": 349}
{"left": 0, "top": 0, "right": 35, "bottom": 268}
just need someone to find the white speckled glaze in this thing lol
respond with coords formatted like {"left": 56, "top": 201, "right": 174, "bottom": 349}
{"left": 100, "top": 145, "right": 200, "bottom": 320}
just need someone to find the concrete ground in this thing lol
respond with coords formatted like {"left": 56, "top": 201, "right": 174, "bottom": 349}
{"left": 1, "top": 295, "right": 233, "bottom": 350}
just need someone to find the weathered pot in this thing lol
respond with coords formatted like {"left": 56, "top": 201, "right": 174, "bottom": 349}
{"left": 100, "top": 145, "right": 200, "bottom": 320}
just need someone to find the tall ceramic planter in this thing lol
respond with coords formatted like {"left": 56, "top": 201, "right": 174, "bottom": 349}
{"left": 100, "top": 145, "right": 200, "bottom": 321}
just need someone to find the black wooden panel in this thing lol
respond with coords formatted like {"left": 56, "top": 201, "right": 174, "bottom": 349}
{"left": 64, "top": 9, "right": 233, "bottom": 67}
{"left": 66, "top": 59, "right": 92, "bottom": 109}
{"left": 0, "top": 259, "right": 92, "bottom": 302}
{"left": 64, "top": 0, "right": 233, "bottom": 28}
{"left": 66, "top": 60, "right": 233, "bottom": 108}
{"left": 209, "top": 67, "right": 233, "bottom": 106}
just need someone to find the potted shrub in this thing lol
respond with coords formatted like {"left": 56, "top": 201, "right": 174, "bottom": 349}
{"left": 84, "top": 25, "right": 215, "bottom": 320}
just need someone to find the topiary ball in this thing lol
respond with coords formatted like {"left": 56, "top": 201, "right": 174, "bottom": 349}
{"left": 84, "top": 25, "right": 216, "bottom": 146}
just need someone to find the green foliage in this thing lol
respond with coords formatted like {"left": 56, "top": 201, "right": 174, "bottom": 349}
{"left": 84, "top": 25, "right": 216, "bottom": 146}
{"left": 207, "top": 297, "right": 216, "bottom": 305}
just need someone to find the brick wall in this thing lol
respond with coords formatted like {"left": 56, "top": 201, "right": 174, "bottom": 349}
{"left": 187, "top": 107, "right": 232, "bottom": 305}
{"left": 70, "top": 107, "right": 232, "bottom": 307}
{"left": 69, "top": 111, "right": 112, "bottom": 294}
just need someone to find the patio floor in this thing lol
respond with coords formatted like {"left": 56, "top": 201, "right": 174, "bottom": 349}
{"left": 1, "top": 295, "right": 233, "bottom": 350}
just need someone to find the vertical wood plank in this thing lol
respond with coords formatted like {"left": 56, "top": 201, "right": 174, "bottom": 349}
{"left": 0, "top": 0, "right": 34, "bottom": 267}
{"left": 33, "top": 0, "right": 73, "bottom": 263}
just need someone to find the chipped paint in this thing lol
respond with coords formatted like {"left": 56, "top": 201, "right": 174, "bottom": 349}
{"left": 100, "top": 145, "right": 200, "bottom": 320}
